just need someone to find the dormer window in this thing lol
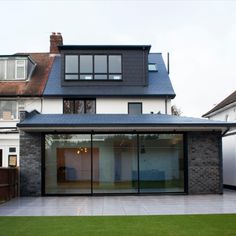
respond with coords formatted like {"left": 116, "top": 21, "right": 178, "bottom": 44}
{"left": 0, "top": 56, "right": 36, "bottom": 81}
{"left": 65, "top": 54, "right": 122, "bottom": 81}
{"left": 16, "top": 60, "right": 26, "bottom": 79}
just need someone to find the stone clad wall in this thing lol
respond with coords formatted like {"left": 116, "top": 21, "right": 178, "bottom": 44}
{"left": 20, "top": 131, "right": 42, "bottom": 196}
{"left": 187, "top": 132, "right": 222, "bottom": 194}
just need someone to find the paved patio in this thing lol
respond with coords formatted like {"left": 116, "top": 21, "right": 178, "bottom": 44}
{"left": 0, "top": 190, "right": 236, "bottom": 216}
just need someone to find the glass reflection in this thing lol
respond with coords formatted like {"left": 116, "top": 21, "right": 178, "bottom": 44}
{"left": 92, "top": 134, "right": 138, "bottom": 193}
{"left": 139, "top": 134, "right": 184, "bottom": 193}
{"left": 45, "top": 134, "right": 91, "bottom": 194}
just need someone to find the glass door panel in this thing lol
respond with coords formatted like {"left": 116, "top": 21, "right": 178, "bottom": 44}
{"left": 92, "top": 134, "right": 138, "bottom": 194}
{"left": 45, "top": 134, "right": 91, "bottom": 194}
{"left": 139, "top": 134, "right": 184, "bottom": 193}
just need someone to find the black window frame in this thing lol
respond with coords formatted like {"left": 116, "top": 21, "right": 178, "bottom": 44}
{"left": 64, "top": 53, "right": 123, "bottom": 81}
{"left": 128, "top": 102, "right": 143, "bottom": 114}
{"left": 63, "top": 98, "right": 96, "bottom": 114}
{"left": 9, "top": 147, "right": 16, "bottom": 153}
{"left": 0, "top": 149, "right": 2, "bottom": 167}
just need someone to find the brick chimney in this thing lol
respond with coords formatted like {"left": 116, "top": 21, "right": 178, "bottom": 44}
{"left": 50, "top": 32, "right": 63, "bottom": 54}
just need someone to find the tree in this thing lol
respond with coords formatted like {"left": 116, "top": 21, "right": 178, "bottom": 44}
{"left": 171, "top": 105, "right": 182, "bottom": 116}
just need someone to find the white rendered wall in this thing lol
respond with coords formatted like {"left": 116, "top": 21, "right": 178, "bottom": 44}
{"left": 96, "top": 98, "right": 171, "bottom": 114}
{"left": 208, "top": 106, "right": 236, "bottom": 121}
{"left": 0, "top": 97, "right": 41, "bottom": 167}
{"left": 223, "top": 135, "right": 236, "bottom": 186}
{"left": 0, "top": 133, "right": 19, "bottom": 167}
{"left": 208, "top": 105, "right": 236, "bottom": 187}
{"left": 24, "top": 99, "right": 42, "bottom": 113}
{"left": 42, "top": 98, "right": 63, "bottom": 114}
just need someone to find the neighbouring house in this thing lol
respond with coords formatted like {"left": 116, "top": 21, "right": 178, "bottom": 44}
{"left": 0, "top": 53, "right": 55, "bottom": 167}
{"left": 7, "top": 33, "right": 235, "bottom": 196}
{"left": 203, "top": 90, "right": 236, "bottom": 189}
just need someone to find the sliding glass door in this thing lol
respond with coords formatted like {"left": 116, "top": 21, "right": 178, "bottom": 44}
{"left": 139, "top": 134, "right": 184, "bottom": 193}
{"left": 45, "top": 134, "right": 91, "bottom": 194}
{"left": 92, "top": 134, "right": 138, "bottom": 193}
{"left": 44, "top": 133, "right": 185, "bottom": 195}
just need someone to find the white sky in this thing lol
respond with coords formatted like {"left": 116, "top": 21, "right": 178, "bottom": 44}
{"left": 1, "top": 0, "right": 236, "bottom": 117}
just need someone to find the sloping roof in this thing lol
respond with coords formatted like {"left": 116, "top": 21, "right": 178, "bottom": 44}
{"left": 43, "top": 53, "right": 175, "bottom": 97}
{"left": 0, "top": 53, "right": 54, "bottom": 97}
{"left": 203, "top": 90, "right": 236, "bottom": 117}
{"left": 18, "top": 113, "right": 236, "bottom": 131}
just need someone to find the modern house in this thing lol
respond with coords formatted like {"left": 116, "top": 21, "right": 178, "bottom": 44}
{"left": 203, "top": 90, "right": 236, "bottom": 189}
{"left": 1, "top": 33, "right": 233, "bottom": 196}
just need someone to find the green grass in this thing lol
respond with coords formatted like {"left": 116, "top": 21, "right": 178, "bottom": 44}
{"left": 0, "top": 214, "right": 236, "bottom": 236}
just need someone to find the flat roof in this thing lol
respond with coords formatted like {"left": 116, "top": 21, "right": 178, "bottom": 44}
{"left": 59, "top": 45, "right": 151, "bottom": 51}
{"left": 17, "top": 113, "right": 236, "bottom": 132}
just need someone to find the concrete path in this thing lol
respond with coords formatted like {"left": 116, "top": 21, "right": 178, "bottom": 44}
{"left": 0, "top": 190, "right": 236, "bottom": 216}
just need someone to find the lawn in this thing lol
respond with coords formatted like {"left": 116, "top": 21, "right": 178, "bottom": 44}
{"left": 0, "top": 214, "right": 236, "bottom": 236}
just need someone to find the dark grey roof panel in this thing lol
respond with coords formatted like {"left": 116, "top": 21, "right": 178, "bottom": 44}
{"left": 18, "top": 113, "right": 236, "bottom": 128}
{"left": 59, "top": 45, "right": 151, "bottom": 51}
{"left": 43, "top": 53, "right": 176, "bottom": 97}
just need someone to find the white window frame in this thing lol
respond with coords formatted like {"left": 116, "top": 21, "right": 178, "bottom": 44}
{"left": 0, "top": 100, "right": 19, "bottom": 121}
{"left": 15, "top": 60, "right": 26, "bottom": 80}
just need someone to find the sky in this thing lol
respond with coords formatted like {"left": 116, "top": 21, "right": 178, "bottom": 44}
{"left": 0, "top": 0, "right": 236, "bottom": 117}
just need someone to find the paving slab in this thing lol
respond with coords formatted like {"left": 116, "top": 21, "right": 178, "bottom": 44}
{"left": 0, "top": 190, "right": 236, "bottom": 216}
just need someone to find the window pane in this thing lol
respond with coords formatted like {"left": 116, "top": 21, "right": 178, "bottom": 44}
{"left": 92, "top": 134, "right": 138, "bottom": 193}
{"left": 94, "top": 55, "right": 107, "bottom": 73}
{"left": 0, "top": 60, "right": 5, "bottom": 80}
{"left": 65, "top": 74, "right": 78, "bottom": 80}
{"left": 80, "top": 75, "right": 93, "bottom": 80}
{"left": 0, "top": 101, "right": 17, "bottom": 120}
{"left": 7, "top": 60, "right": 15, "bottom": 80}
{"left": 94, "top": 74, "right": 107, "bottom": 80}
{"left": 148, "top": 64, "right": 157, "bottom": 71}
{"left": 109, "top": 55, "right": 121, "bottom": 73}
{"left": 16, "top": 66, "right": 25, "bottom": 79}
{"left": 65, "top": 55, "right": 78, "bottom": 73}
{"left": 85, "top": 100, "right": 96, "bottom": 114}
{"left": 45, "top": 134, "right": 92, "bottom": 194}
{"left": 139, "top": 134, "right": 184, "bottom": 193}
{"left": 80, "top": 55, "right": 93, "bottom": 73}
{"left": 128, "top": 103, "right": 142, "bottom": 114}
{"left": 74, "top": 100, "right": 84, "bottom": 114}
{"left": 109, "top": 75, "right": 122, "bottom": 80}
{"left": 63, "top": 100, "right": 74, "bottom": 114}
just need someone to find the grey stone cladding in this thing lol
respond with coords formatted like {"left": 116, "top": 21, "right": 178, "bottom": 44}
{"left": 20, "top": 131, "right": 42, "bottom": 196}
{"left": 187, "top": 132, "right": 222, "bottom": 194}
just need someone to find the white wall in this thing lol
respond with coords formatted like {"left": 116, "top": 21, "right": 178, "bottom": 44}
{"left": 0, "top": 133, "right": 19, "bottom": 167}
{"left": 208, "top": 106, "right": 236, "bottom": 122}
{"left": 208, "top": 104, "right": 236, "bottom": 187}
{"left": 223, "top": 135, "right": 236, "bottom": 186}
{"left": 42, "top": 98, "right": 63, "bottom": 114}
{"left": 96, "top": 98, "right": 171, "bottom": 114}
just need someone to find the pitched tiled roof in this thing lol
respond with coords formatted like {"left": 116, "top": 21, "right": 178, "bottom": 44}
{"left": 43, "top": 53, "right": 176, "bottom": 97}
{"left": 0, "top": 53, "right": 54, "bottom": 96}
{"left": 203, "top": 90, "right": 236, "bottom": 117}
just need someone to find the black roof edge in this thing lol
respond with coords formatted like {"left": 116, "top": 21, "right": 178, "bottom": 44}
{"left": 58, "top": 45, "right": 151, "bottom": 51}
{"left": 0, "top": 95, "right": 43, "bottom": 98}
{"left": 17, "top": 123, "right": 235, "bottom": 128}
{"left": 0, "top": 54, "right": 30, "bottom": 58}
{"left": 42, "top": 94, "right": 176, "bottom": 99}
